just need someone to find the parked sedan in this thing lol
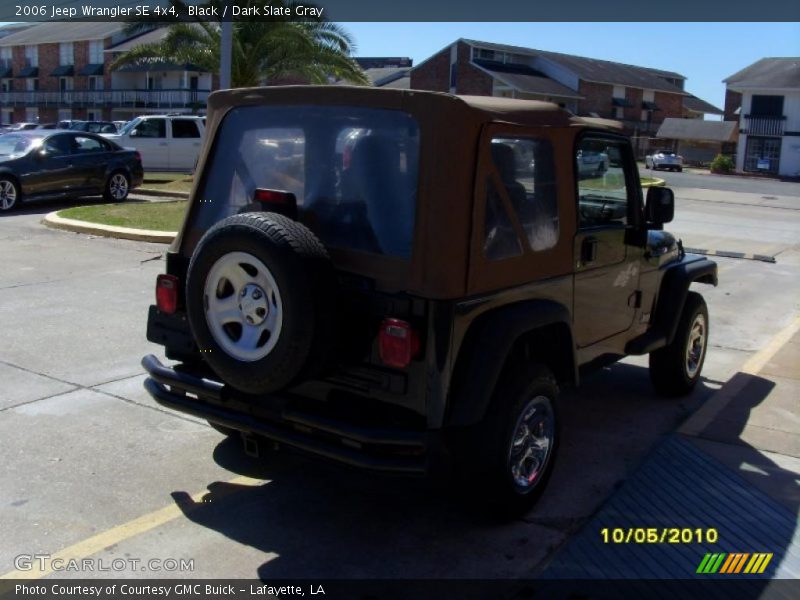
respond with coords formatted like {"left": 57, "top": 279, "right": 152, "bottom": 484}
{"left": 0, "top": 130, "right": 143, "bottom": 212}
{"left": 645, "top": 150, "right": 683, "bottom": 172}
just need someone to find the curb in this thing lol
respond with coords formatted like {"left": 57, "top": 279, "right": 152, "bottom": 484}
{"left": 43, "top": 211, "right": 176, "bottom": 244}
{"left": 135, "top": 187, "right": 190, "bottom": 199}
{"left": 641, "top": 178, "right": 665, "bottom": 188}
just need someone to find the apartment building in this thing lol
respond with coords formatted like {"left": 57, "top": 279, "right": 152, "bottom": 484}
{"left": 410, "top": 39, "right": 720, "bottom": 139}
{"left": 0, "top": 22, "right": 213, "bottom": 125}
{"left": 724, "top": 57, "right": 800, "bottom": 177}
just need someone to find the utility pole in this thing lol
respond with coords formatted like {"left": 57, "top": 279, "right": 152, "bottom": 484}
{"left": 220, "top": 20, "right": 232, "bottom": 89}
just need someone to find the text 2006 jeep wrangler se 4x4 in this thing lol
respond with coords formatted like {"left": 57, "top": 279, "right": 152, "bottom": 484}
{"left": 143, "top": 87, "right": 717, "bottom": 516}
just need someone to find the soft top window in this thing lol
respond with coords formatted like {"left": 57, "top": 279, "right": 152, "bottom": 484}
{"left": 193, "top": 105, "right": 420, "bottom": 259}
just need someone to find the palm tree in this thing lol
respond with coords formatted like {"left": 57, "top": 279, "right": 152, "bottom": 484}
{"left": 111, "top": 0, "right": 369, "bottom": 87}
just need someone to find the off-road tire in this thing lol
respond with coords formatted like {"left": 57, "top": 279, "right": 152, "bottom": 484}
{"left": 186, "top": 212, "right": 337, "bottom": 395}
{"left": 650, "top": 292, "right": 709, "bottom": 396}
{"left": 456, "top": 363, "right": 560, "bottom": 519}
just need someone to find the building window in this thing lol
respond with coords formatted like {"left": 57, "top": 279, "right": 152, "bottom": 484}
{"left": 24, "top": 45, "right": 37, "bottom": 67}
{"left": 449, "top": 64, "right": 457, "bottom": 89}
{"left": 88, "top": 76, "right": 103, "bottom": 91}
{"left": 749, "top": 95, "right": 784, "bottom": 117}
{"left": 89, "top": 40, "right": 104, "bottom": 64}
{"left": 643, "top": 90, "right": 655, "bottom": 103}
{"left": 59, "top": 42, "right": 74, "bottom": 66}
{"left": 613, "top": 85, "right": 625, "bottom": 99}
{"left": 1, "top": 79, "right": 11, "bottom": 92}
{"left": 1, "top": 108, "right": 13, "bottom": 124}
{"left": 615, "top": 107, "right": 624, "bottom": 119}
{"left": 25, "top": 78, "right": 38, "bottom": 92}
{"left": 58, "top": 109, "right": 71, "bottom": 122}
{"left": 25, "top": 107, "right": 38, "bottom": 122}
{"left": 87, "top": 110, "right": 100, "bottom": 121}
{"left": 744, "top": 136, "right": 781, "bottom": 174}
{"left": 0, "top": 47, "right": 11, "bottom": 68}
{"left": 59, "top": 77, "right": 73, "bottom": 92}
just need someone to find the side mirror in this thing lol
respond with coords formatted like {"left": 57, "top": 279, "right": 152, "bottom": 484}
{"left": 645, "top": 186, "right": 674, "bottom": 227}
{"left": 129, "top": 129, "right": 138, "bottom": 138}
{"left": 35, "top": 148, "right": 48, "bottom": 160}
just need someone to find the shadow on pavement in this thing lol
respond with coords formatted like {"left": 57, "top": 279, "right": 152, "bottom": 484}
{"left": 162, "top": 360, "right": 731, "bottom": 581}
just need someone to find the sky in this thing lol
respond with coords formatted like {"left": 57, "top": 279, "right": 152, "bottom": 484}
{"left": 0, "top": 20, "right": 796, "bottom": 114}
{"left": 339, "top": 22, "right": 800, "bottom": 115}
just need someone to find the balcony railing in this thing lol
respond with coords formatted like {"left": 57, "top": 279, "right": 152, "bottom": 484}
{"left": 0, "top": 88, "right": 211, "bottom": 109}
{"left": 743, "top": 115, "right": 785, "bottom": 137}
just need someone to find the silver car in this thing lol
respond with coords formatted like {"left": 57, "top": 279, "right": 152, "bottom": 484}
{"left": 646, "top": 150, "right": 683, "bottom": 172}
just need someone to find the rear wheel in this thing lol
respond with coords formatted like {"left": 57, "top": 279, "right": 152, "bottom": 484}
{"left": 0, "top": 178, "right": 20, "bottom": 212}
{"left": 104, "top": 171, "right": 130, "bottom": 202}
{"left": 650, "top": 292, "right": 709, "bottom": 396}
{"left": 456, "top": 363, "right": 559, "bottom": 518}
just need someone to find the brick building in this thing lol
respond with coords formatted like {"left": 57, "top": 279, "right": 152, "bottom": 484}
{"left": 0, "top": 23, "right": 213, "bottom": 125}
{"left": 411, "top": 39, "right": 720, "bottom": 141}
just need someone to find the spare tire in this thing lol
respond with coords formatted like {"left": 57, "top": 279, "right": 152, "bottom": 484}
{"left": 185, "top": 212, "right": 337, "bottom": 395}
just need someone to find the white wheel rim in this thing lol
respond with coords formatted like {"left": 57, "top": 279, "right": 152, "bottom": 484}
{"left": 109, "top": 174, "right": 128, "bottom": 200}
{"left": 0, "top": 180, "right": 17, "bottom": 210}
{"left": 685, "top": 313, "right": 707, "bottom": 379}
{"left": 203, "top": 251, "right": 283, "bottom": 362}
{"left": 508, "top": 395, "right": 555, "bottom": 492}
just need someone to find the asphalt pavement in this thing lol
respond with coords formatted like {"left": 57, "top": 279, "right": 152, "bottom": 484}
{"left": 0, "top": 175, "right": 798, "bottom": 585}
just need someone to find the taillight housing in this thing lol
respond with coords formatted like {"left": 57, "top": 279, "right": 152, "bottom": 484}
{"left": 134, "top": 151, "right": 142, "bottom": 163}
{"left": 378, "top": 318, "right": 420, "bottom": 369}
{"left": 156, "top": 274, "right": 179, "bottom": 315}
{"left": 254, "top": 188, "right": 298, "bottom": 219}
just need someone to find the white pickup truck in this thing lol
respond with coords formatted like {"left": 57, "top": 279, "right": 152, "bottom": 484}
{"left": 102, "top": 114, "right": 205, "bottom": 172}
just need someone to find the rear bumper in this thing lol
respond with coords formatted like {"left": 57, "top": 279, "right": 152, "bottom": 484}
{"left": 142, "top": 354, "right": 431, "bottom": 474}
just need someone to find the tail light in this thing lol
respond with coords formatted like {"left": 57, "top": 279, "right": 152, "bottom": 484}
{"left": 378, "top": 318, "right": 420, "bottom": 369}
{"left": 156, "top": 274, "right": 179, "bottom": 314}
{"left": 254, "top": 188, "right": 297, "bottom": 219}
{"left": 134, "top": 151, "right": 142, "bottom": 163}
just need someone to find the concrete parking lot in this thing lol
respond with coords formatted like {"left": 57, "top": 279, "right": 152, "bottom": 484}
{"left": 1, "top": 174, "right": 798, "bottom": 582}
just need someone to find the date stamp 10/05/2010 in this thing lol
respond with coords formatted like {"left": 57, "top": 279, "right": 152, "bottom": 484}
{"left": 600, "top": 527, "right": 719, "bottom": 544}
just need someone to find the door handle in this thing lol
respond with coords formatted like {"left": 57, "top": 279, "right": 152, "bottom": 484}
{"left": 581, "top": 237, "right": 598, "bottom": 264}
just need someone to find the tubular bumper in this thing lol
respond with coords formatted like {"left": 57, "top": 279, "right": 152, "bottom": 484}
{"left": 141, "top": 355, "right": 428, "bottom": 474}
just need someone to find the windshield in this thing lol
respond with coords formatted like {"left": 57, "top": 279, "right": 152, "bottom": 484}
{"left": 117, "top": 117, "right": 142, "bottom": 136}
{"left": 191, "top": 105, "right": 420, "bottom": 259}
{"left": 0, "top": 134, "right": 38, "bottom": 157}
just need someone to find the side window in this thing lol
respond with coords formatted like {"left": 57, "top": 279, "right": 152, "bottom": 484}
{"left": 172, "top": 119, "right": 200, "bottom": 138}
{"left": 135, "top": 119, "right": 166, "bottom": 138}
{"left": 74, "top": 136, "right": 105, "bottom": 153}
{"left": 483, "top": 137, "right": 559, "bottom": 260}
{"left": 43, "top": 134, "right": 73, "bottom": 156}
{"left": 576, "top": 137, "right": 633, "bottom": 228}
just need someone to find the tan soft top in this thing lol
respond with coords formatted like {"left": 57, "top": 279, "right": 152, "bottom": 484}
{"left": 183, "top": 85, "right": 620, "bottom": 298}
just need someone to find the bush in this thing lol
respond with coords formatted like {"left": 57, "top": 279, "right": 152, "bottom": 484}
{"left": 710, "top": 154, "right": 735, "bottom": 174}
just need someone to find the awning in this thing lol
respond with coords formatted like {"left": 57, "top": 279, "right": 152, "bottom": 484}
{"left": 612, "top": 97, "right": 632, "bottom": 107}
{"left": 642, "top": 101, "right": 660, "bottom": 110}
{"left": 0, "top": 67, "right": 12, "bottom": 78}
{"left": 16, "top": 66, "right": 38, "bottom": 78}
{"left": 78, "top": 63, "right": 104, "bottom": 76}
{"left": 51, "top": 65, "right": 75, "bottom": 77}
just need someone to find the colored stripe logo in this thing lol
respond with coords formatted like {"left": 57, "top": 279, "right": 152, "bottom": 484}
{"left": 696, "top": 553, "right": 773, "bottom": 574}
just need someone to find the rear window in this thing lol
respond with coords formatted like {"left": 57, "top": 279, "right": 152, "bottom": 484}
{"left": 193, "top": 105, "right": 420, "bottom": 258}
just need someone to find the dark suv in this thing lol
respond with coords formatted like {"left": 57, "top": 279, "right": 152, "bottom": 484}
{"left": 143, "top": 87, "right": 717, "bottom": 516}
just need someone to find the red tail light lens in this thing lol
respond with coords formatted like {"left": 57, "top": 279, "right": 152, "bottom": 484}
{"left": 378, "top": 318, "right": 420, "bottom": 369}
{"left": 156, "top": 274, "right": 179, "bottom": 315}
{"left": 134, "top": 151, "right": 142, "bottom": 163}
{"left": 254, "top": 188, "right": 294, "bottom": 205}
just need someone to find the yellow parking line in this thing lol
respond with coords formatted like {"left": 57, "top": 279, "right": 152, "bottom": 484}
{"left": 741, "top": 314, "right": 800, "bottom": 375}
{"left": 0, "top": 475, "right": 263, "bottom": 580}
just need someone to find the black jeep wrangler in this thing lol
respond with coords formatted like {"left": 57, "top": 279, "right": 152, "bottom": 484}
{"left": 143, "top": 87, "right": 717, "bottom": 515}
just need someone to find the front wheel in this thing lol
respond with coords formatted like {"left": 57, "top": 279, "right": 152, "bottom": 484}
{"left": 0, "top": 178, "right": 20, "bottom": 212}
{"left": 650, "top": 292, "right": 709, "bottom": 396}
{"left": 456, "top": 363, "right": 560, "bottom": 518}
{"left": 104, "top": 171, "right": 130, "bottom": 202}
